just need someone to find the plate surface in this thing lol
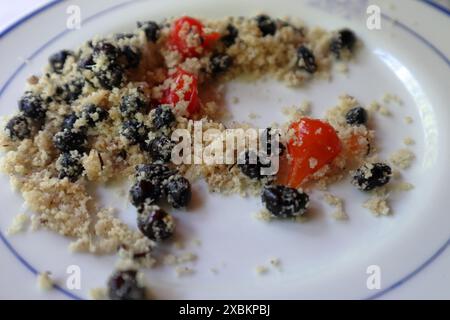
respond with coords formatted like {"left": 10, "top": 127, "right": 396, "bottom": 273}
{"left": 0, "top": 0, "right": 449, "bottom": 299}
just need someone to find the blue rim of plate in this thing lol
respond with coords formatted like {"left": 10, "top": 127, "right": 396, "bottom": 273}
{"left": 0, "top": 0, "right": 449, "bottom": 300}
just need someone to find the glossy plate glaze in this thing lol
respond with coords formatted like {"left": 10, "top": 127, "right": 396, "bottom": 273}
{"left": 0, "top": 0, "right": 449, "bottom": 299}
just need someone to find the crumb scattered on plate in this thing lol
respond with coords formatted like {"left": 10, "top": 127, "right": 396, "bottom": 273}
{"left": 323, "top": 192, "right": 348, "bottom": 220}
{"left": 255, "top": 265, "right": 269, "bottom": 275}
{"left": 404, "top": 116, "right": 413, "bottom": 124}
{"left": 175, "top": 266, "right": 195, "bottom": 277}
{"left": 403, "top": 137, "right": 415, "bottom": 146}
{"left": 390, "top": 149, "right": 415, "bottom": 169}
{"left": 89, "top": 287, "right": 107, "bottom": 300}
{"left": 363, "top": 187, "right": 390, "bottom": 216}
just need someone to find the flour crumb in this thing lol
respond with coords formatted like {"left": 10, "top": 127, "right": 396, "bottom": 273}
{"left": 391, "top": 169, "right": 401, "bottom": 179}
{"left": 299, "top": 101, "right": 311, "bottom": 115}
{"left": 294, "top": 215, "right": 309, "bottom": 223}
{"left": 395, "top": 181, "right": 414, "bottom": 191}
{"left": 248, "top": 112, "right": 260, "bottom": 119}
{"left": 364, "top": 197, "right": 390, "bottom": 216}
{"left": 282, "top": 101, "right": 311, "bottom": 120}
{"left": 323, "top": 193, "right": 348, "bottom": 220}
{"left": 175, "top": 266, "right": 194, "bottom": 277}
{"left": 254, "top": 209, "right": 273, "bottom": 221}
{"left": 390, "top": 149, "right": 415, "bottom": 169}
{"left": 403, "top": 137, "right": 415, "bottom": 146}
{"left": 269, "top": 258, "right": 282, "bottom": 270}
{"left": 173, "top": 240, "right": 184, "bottom": 250}
{"left": 309, "top": 157, "right": 318, "bottom": 169}
{"left": 369, "top": 101, "right": 380, "bottom": 112}
{"left": 7, "top": 213, "right": 29, "bottom": 235}
{"left": 27, "top": 75, "right": 39, "bottom": 85}
{"left": 404, "top": 116, "right": 413, "bottom": 124}
{"left": 178, "top": 252, "right": 197, "bottom": 264}
{"left": 165, "top": 252, "right": 197, "bottom": 266}
{"left": 210, "top": 267, "right": 219, "bottom": 274}
{"left": 363, "top": 188, "right": 390, "bottom": 216}
{"left": 255, "top": 265, "right": 269, "bottom": 275}
{"left": 336, "top": 62, "right": 349, "bottom": 74}
{"left": 382, "top": 93, "right": 403, "bottom": 105}
{"left": 163, "top": 254, "right": 177, "bottom": 265}
{"left": 89, "top": 287, "right": 107, "bottom": 300}
{"left": 379, "top": 106, "right": 391, "bottom": 116}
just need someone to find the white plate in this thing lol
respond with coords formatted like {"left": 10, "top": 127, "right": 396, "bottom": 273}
{"left": 0, "top": 0, "right": 449, "bottom": 300}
